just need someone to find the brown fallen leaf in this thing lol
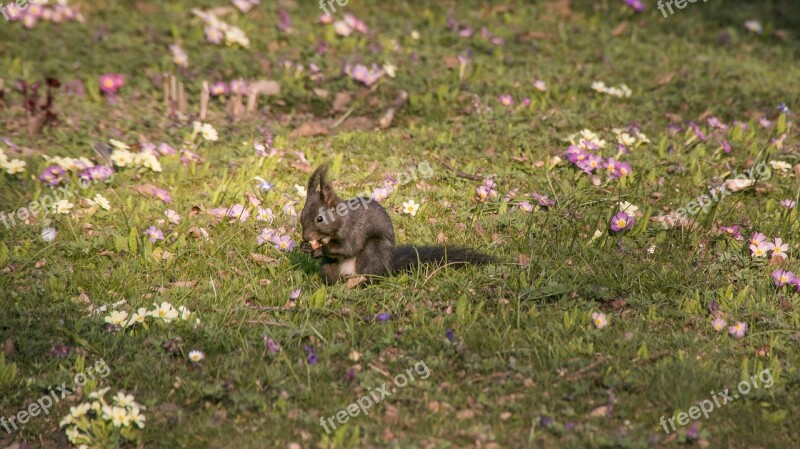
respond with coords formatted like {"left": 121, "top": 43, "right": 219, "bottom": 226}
{"left": 518, "top": 254, "right": 531, "bottom": 267}
{"left": 656, "top": 72, "right": 675, "bottom": 85}
{"left": 291, "top": 122, "right": 328, "bottom": 138}
{"left": 442, "top": 55, "right": 460, "bottom": 69}
{"left": 251, "top": 253, "right": 279, "bottom": 264}
{"left": 332, "top": 91, "right": 351, "bottom": 112}
{"left": 611, "top": 21, "right": 628, "bottom": 37}
{"left": 346, "top": 276, "right": 367, "bottom": 289}
{"left": 34, "top": 259, "right": 46, "bottom": 269}
{"left": 167, "top": 281, "right": 197, "bottom": 289}
{"left": 588, "top": 405, "right": 611, "bottom": 417}
{"left": 456, "top": 409, "right": 476, "bottom": 420}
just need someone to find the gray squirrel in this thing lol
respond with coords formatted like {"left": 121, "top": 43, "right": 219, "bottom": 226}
{"left": 299, "top": 165, "right": 495, "bottom": 285}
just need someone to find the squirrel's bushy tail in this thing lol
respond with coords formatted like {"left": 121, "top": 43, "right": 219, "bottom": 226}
{"left": 390, "top": 245, "right": 495, "bottom": 273}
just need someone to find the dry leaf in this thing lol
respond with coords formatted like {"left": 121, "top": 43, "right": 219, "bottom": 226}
{"left": 442, "top": 55, "right": 460, "bottom": 69}
{"left": 611, "top": 21, "right": 628, "bottom": 37}
{"left": 34, "top": 259, "right": 46, "bottom": 269}
{"left": 456, "top": 409, "right": 476, "bottom": 420}
{"left": 656, "top": 72, "right": 675, "bottom": 85}
{"left": 333, "top": 91, "right": 351, "bottom": 112}
{"left": 346, "top": 276, "right": 367, "bottom": 289}
{"left": 588, "top": 405, "right": 610, "bottom": 417}
{"left": 251, "top": 253, "right": 279, "bottom": 264}
{"left": 518, "top": 254, "right": 531, "bottom": 267}
{"left": 291, "top": 122, "right": 329, "bottom": 138}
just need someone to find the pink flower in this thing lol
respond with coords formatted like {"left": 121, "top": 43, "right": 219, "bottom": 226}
{"left": 772, "top": 269, "right": 795, "bottom": 287}
{"left": 145, "top": 226, "right": 164, "bottom": 243}
{"left": 498, "top": 95, "right": 514, "bottom": 107}
{"left": 728, "top": 322, "right": 748, "bottom": 338}
{"left": 711, "top": 318, "right": 726, "bottom": 332}
{"left": 766, "top": 238, "right": 789, "bottom": 259}
{"left": 610, "top": 211, "right": 634, "bottom": 232}
{"left": 518, "top": 201, "right": 533, "bottom": 212}
{"left": 99, "top": 74, "right": 124, "bottom": 95}
{"left": 210, "top": 82, "right": 228, "bottom": 96}
{"left": 749, "top": 232, "right": 767, "bottom": 247}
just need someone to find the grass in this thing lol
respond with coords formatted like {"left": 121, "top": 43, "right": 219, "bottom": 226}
{"left": 1, "top": 0, "right": 800, "bottom": 447}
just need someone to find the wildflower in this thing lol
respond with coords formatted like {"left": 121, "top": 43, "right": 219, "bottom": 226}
{"left": 766, "top": 238, "right": 789, "bottom": 259}
{"left": 113, "top": 392, "right": 135, "bottom": 408}
{"left": 257, "top": 228, "right": 275, "bottom": 245}
{"left": 226, "top": 204, "right": 250, "bottom": 222}
{"left": 89, "top": 194, "right": 111, "bottom": 211}
{"left": 271, "top": 235, "right": 296, "bottom": 252}
{"left": 376, "top": 312, "right": 390, "bottom": 322}
{"left": 749, "top": 243, "right": 768, "bottom": 258}
{"left": 255, "top": 207, "right": 274, "bottom": 222}
{"left": 145, "top": 226, "right": 164, "bottom": 243}
{"left": 209, "top": 81, "right": 228, "bottom": 96}
{"left": 592, "top": 312, "right": 608, "bottom": 329}
{"left": 772, "top": 269, "right": 794, "bottom": 287}
{"left": 79, "top": 165, "right": 114, "bottom": 182}
{"left": 719, "top": 225, "right": 742, "bottom": 240}
{"left": 372, "top": 186, "right": 391, "bottom": 202}
{"left": 749, "top": 232, "right": 767, "bottom": 247}
{"left": 518, "top": 201, "right": 533, "bottom": 212}
{"left": 104, "top": 310, "right": 129, "bottom": 327}
{"left": 99, "top": 74, "right": 124, "bottom": 95}
{"left": 169, "top": 44, "right": 188, "bottom": 68}
{"left": 150, "top": 301, "right": 179, "bottom": 323}
{"left": 126, "top": 405, "right": 146, "bottom": 428}
{"left": 531, "top": 193, "right": 555, "bottom": 208}
{"left": 711, "top": 318, "right": 727, "bottom": 332}
{"left": 295, "top": 184, "right": 307, "bottom": 198}
{"left": 264, "top": 336, "right": 281, "bottom": 353}
{"left": 333, "top": 20, "right": 351, "bottom": 36}
{"left": 623, "top": 0, "right": 645, "bottom": 12}
{"left": 126, "top": 308, "right": 148, "bottom": 327}
{"left": 41, "top": 227, "right": 57, "bottom": 242}
{"left": 498, "top": 95, "right": 514, "bottom": 107}
{"left": 533, "top": 80, "right": 547, "bottom": 92}
{"left": 777, "top": 103, "right": 791, "bottom": 115}
{"left": 150, "top": 187, "right": 172, "bottom": 203}
{"left": 110, "top": 149, "right": 134, "bottom": 167}
{"left": 610, "top": 211, "right": 634, "bottom": 232}
{"left": 53, "top": 199, "right": 74, "bottom": 215}
{"left": 304, "top": 345, "right": 318, "bottom": 365}
{"left": 165, "top": 209, "right": 180, "bottom": 224}
{"left": 39, "top": 165, "right": 66, "bottom": 186}
{"left": 780, "top": 199, "right": 796, "bottom": 209}
{"left": 3, "top": 158, "right": 25, "bottom": 174}
{"left": 178, "top": 305, "right": 192, "bottom": 321}
{"left": 254, "top": 176, "right": 274, "bottom": 192}
{"left": 728, "top": 322, "right": 748, "bottom": 338}
{"left": 618, "top": 201, "right": 638, "bottom": 215}
{"left": 289, "top": 289, "right": 302, "bottom": 301}
{"left": 102, "top": 405, "right": 129, "bottom": 427}
{"left": 402, "top": 199, "right": 420, "bottom": 216}
{"left": 188, "top": 350, "right": 205, "bottom": 363}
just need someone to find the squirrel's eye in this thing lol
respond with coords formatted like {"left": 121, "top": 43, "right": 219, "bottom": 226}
{"left": 316, "top": 215, "right": 324, "bottom": 223}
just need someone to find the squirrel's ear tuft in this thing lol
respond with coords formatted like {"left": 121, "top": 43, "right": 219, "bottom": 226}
{"left": 307, "top": 164, "right": 328, "bottom": 192}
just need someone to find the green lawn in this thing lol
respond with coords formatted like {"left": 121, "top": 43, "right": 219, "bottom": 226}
{"left": 1, "top": 0, "right": 800, "bottom": 448}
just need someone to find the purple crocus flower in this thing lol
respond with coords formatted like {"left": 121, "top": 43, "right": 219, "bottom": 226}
{"left": 145, "top": 226, "right": 164, "bottom": 243}
{"left": 289, "top": 289, "right": 302, "bottom": 300}
{"left": 39, "top": 165, "right": 66, "bottom": 186}
{"left": 376, "top": 312, "right": 390, "bottom": 322}
{"left": 445, "top": 329, "right": 456, "bottom": 342}
{"left": 539, "top": 416, "right": 554, "bottom": 427}
{"left": 623, "top": 0, "right": 645, "bottom": 12}
{"left": 610, "top": 212, "right": 634, "bottom": 232}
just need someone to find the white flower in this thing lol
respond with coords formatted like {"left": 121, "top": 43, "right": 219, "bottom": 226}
{"left": 69, "top": 403, "right": 91, "bottom": 418}
{"left": 383, "top": 62, "right": 396, "bottom": 78}
{"left": 165, "top": 209, "right": 181, "bottom": 224}
{"left": 618, "top": 133, "right": 636, "bottom": 147}
{"left": 89, "top": 387, "right": 111, "bottom": 400}
{"left": 136, "top": 152, "right": 162, "bottom": 172}
{"left": 770, "top": 160, "right": 791, "bottom": 173}
{"left": 4, "top": 159, "right": 26, "bottom": 174}
{"left": 178, "top": 305, "right": 192, "bottom": 321}
{"left": 126, "top": 307, "right": 148, "bottom": 327}
{"left": 110, "top": 149, "right": 134, "bottom": 167}
{"left": 126, "top": 405, "right": 146, "bottom": 428}
{"left": 41, "top": 227, "right": 57, "bottom": 242}
{"left": 744, "top": 20, "right": 763, "bottom": 34}
{"left": 89, "top": 194, "right": 111, "bottom": 211}
{"left": 618, "top": 201, "right": 638, "bottom": 215}
{"left": 201, "top": 123, "right": 219, "bottom": 141}
{"left": 53, "top": 199, "right": 74, "bottom": 215}
{"left": 333, "top": 20, "right": 351, "bottom": 36}
{"left": 102, "top": 405, "right": 128, "bottom": 427}
{"left": 402, "top": 199, "right": 420, "bottom": 217}
{"left": 224, "top": 26, "right": 250, "bottom": 47}
{"left": 109, "top": 139, "right": 130, "bottom": 150}
{"left": 150, "top": 301, "right": 179, "bottom": 323}
{"left": 113, "top": 392, "right": 135, "bottom": 408}
{"left": 294, "top": 184, "right": 307, "bottom": 198}
{"left": 188, "top": 350, "right": 205, "bottom": 362}
{"left": 104, "top": 310, "right": 129, "bottom": 326}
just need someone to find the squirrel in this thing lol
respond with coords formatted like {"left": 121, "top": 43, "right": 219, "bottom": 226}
{"left": 299, "top": 164, "right": 495, "bottom": 285}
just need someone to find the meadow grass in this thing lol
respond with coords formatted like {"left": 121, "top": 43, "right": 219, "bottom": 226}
{"left": 1, "top": 0, "right": 800, "bottom": 447}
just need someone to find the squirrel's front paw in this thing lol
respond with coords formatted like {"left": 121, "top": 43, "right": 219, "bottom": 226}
{"left": 300, "top": 240, "right": 324, "bottom": 258}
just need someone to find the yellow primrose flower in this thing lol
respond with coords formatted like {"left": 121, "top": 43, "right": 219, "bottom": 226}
{"left": 402, "top": 199, "right": 420, "bottom": 217}
{"left": 104, "top": 310, "right": 129, "bottom": 326}
{"left": 126, "top": 405, "right": 146, "bottom": 428}
{"left": 4, "top": 159, "right": 26, "bottom": 174}
{"left": 150, "top": 301, "right": 179, "bottom": 323}
{"left": 53, "top": 199, "right": 75, "bottom": 215}
{"left": 110, "top": 149, "right": 134, "bottom": 167}
{"left": 113, "top": 392, "right": 135, "bottom": 408}
{"left": 89, "top": 194, "right": 111, "bottom": 211}
{"left": 102, "top": 405, "right": 128, "bottom": 427}
{"left": 109, "top": 139, "right": 130, "bottom": 150}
